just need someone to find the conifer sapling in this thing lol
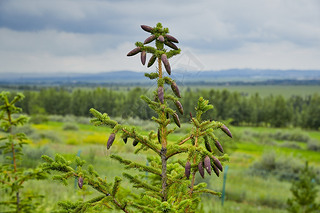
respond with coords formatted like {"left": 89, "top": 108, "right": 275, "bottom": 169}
{"left": 41, "top": 23, "right": 232, "bottom": 213}
{"left": 0, "top": 92, "right": 47, "bottom": 213}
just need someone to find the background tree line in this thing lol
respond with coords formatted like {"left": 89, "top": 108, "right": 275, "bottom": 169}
{"left": 12, "top": 87, "right": 320, "bottom": 129}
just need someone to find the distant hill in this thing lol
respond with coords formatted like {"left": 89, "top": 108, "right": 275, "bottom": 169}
{"left": 1, "top": 69, "right": 320, "bottom": 85}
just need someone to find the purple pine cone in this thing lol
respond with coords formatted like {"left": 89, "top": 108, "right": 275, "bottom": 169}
{"left": 141, "top": 25, "right": 153, "bottom": 32}
{"left": 127, "top": 47, "right": 141, "bottom": 56}
{"left": 174, "top": 100, "right": 184, "bottom": 115}
{"left": 147, "top": 55, "right": 157, "bottom": 67}
{"left": 221, "top": 125, "right": 232, "bottom": 138}
{"left": 158, "top": 35, "right": 165, "bottom": 42}
{"left": 171, "top": 81, "right": 181, "bottom": 98}
{"left": 161, "top": 54, "right": 171, "bottom": 75}
{"left": 172, "top": 113, "right": 181, "bottom": 128}
{"left": 214, "top": 140, "right": 224, "bottom": 153}
{"left": 211, "top": 155, "right": 223, "bottom": 172}
{"left": 185, "top": 161, "right": 191, "bottom": 179}
{"left": 212, "top": 164, "right": 220, "bottom": 177}
{"left": 198, "top": 161, "right": 205, "bottom": 178}
{"left": 164, "top": 41, "right": 179, "bottom": 50}
{"left": 141, "top": 51, "right": 146, "bottom": 65}
{"left": 78, "top": 176, "right": 84, "bottom": 189}
{"left": 165, "top": 34, "right": 179, "bottom": 43}
{"left": 144, "top": 35, "right": 156, "bottom": 44}
{"left": 204, "top": 156, "right": 211, "bottom": 175}
{"left": 107, "top": 133, "right": 115, "bottom": 150}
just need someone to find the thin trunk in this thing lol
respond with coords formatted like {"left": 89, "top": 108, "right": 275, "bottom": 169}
{"left": 158, "top": 58, "right": 168, "bottom": 201}
{"left": 161, "top": 147, "right": 167, "bottom": 201}
{"left": 189, "top": 129, "right": 199, "bottom": 195}
{"left": 8, "top": 106, "right": 20, "bottom": 212}
{"left": 186, "top": 132, "right": 199, "bottom": 211}
{"left": 189, "top": 172, "right": 196, "bottom": 195}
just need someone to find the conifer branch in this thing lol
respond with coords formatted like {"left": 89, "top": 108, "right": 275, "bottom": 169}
{"left": 144, "top": 72, "right": 159, "bottom": 79}
{"left": 176, "top": 199, "right": 192, "bottom": 211}
{"left": 178, "top": 135, "right": 193, "bottom": 145}
{"left": 166, "top": 174, "right": 186, "bottom": 187}
{"left": 41, "top": 154, "right": 133, "bottom": 212}
{"left": 166, "top": 144, "right": 189, "bottom": 159}
{"left": 111, "top": 155, "right": 162, "bottom": 176}
{"left": 112, "top": 177, "right": 122, "bottom": 197}
{"left": 123, "top": 173, "right": 162, "bottom": 195}
{"left": 90, "top": 107, "right": 162, "bottom": 153}
{"left": 89, "top": 108, "right": 117, "bottom": 128}
{"left": 130, "top": 203, "right": 155, "bottom": 213}
{"left": 121, "top": 128, "right": 161, "bottom": 154}
{"left": 71, "top": 195, "right": 106, "bottom": 213}
{"left": 113, "top": 199, "right": 130, "bottom": 213}
{"left": 193, "top": 189, "right": 221, "bottom": 196}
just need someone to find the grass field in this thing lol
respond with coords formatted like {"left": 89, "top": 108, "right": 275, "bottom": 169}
{"left": 1, "top": 117, "right": 319, "bottom": 213}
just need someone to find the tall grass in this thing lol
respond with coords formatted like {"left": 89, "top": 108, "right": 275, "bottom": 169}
{"left": 3, "top": 121, "right": 319, "bottom": 212}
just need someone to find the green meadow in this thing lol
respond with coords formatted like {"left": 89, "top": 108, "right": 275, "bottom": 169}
{"left": 2, "top": 117, "right": 319, "bottom": 212}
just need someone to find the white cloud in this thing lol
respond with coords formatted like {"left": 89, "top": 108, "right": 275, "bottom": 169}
{"left": 0, "top": 0, "right": 319, "bottom": 73}
{"left": 0, "top": 28, "right": 148, "bottom": 72}
{"left": 195, "top": 41, "right": 320, "bottom": 70}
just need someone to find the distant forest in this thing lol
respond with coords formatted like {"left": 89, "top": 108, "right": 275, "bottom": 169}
{"left": 1, "top": 79, "right": 320, "bottom": 88}
{"left": 11, "top": 86, "right": 320, "bottom": 130}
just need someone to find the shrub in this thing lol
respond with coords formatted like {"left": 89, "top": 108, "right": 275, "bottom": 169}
{"left": 11, "top": 124, "right": 35, "bottom": 136}
{"left": 288, "top": 131, "right": 310, "bottom": 142}
{"left": 240, "top": 130, "right": 257, "bottom": 143}
{"left": 29, "top": 114, "right": 49, "bottom": 124}
{"left": 270, "top": 130, "right": 310, "bottom": 143}
{"left": 22, "top": 146, "right": 54, "bottom": 168}
{"left": 83, "top": 148, "right": 97, "bottom": 164}
{"left": 62, "top": 123, "right": 79, "bottom": 131}
{"left": 280, "top": 142, "right": 302, "bottom": 149}
{"left": 307, "top": 140, "right": 320, "bottom": 152}
{"left": 74, "top": 116, "right": 91, "bottom": 125}
{"left": 47, "top": 114, "right": 65, "bottom": 122}
{"left": 256, "top": 194, "right": 286, "bottom": 209}
{"left": 62, "top": 115, "right": 77, "bottom": 123}
{"left": 30, "top": 130, "right": 62, "bottom": 143}
{"left": 272, "top": 131, "right": 291, "bottom": 141}
{"left": 244, "top": 129, "right": 311, "bottom": 144}
{"left": 49, "top": 115, "right": 91, "bottom": 125}
{"left": 249, "top": 152, "right": 303, "bottom": 182}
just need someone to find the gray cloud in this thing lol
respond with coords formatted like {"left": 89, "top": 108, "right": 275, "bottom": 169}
{"left": 0, "top": 0, "right": 134, "bottom": 34}
{"left": 0, "top": 0, "right": 319, "bottom": 73}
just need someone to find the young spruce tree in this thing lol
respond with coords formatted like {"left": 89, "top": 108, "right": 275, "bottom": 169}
{"left": 41, "top": 23, "right": 232, "bottom": 212}
{"left": 287, "top": 162, "right": 320, "bottom": 213}
{"left": 0, "top": 92, "right": 47, "bottom": 213}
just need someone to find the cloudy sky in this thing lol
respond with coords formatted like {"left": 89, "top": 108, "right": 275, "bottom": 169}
{"left": 0, "top": 0, "right": 320, "bottom": 74}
